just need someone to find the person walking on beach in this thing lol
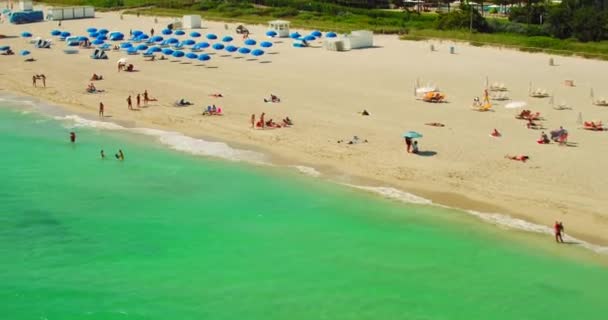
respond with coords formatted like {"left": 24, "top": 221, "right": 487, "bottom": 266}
{"left": 404, "top": 137, "right": 412, "bottom": 153}
{"left": 150, "top": 28, "right": 155, "bottom": 36}
{"left": 99, "top": 102, "right": 104, "bottom": 118}
{"left": 127, "top": 95, "right": 133, "bottom": 110}
{"left": 483, "top": 88, "right": 490, "bottom": 104}
{"left": 70, "top": 132, "right": 76, "bottom": 143}
{"left": 136, "top": 94, "right": 141, "bottom": 108}
{"left": 32, "top": 75, "right": 37, "bottom": 87}
{"left": 251, "top": 114, "right": 255, "bottom": 128}
{"left": 554, "top": 221, "right": 564, "bottom": 243}
{"left": 260, "top": 112, "right": 265, "bottom": 129}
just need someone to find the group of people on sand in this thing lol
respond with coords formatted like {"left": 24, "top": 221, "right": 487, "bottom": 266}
{"left": 127, "top": 90, "right": 156, "bottom": 110}
{"left": 86, "top": 82, "right": 104, "bottom": 93}
{"left": 251, "top": 113, "right": 292, "bottom": 129}
{"left": 203, "top": 105, "right": 223, "bottom": 116}
{"left": 263, "top": 94, "right": 281, "bottom": 103}
{"left": 32, "top": 74, "right": 46, "bottom": 87}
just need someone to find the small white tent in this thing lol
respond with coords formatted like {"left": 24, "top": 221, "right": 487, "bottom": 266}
{"left": 182, "top": 15, "right": 201, "bottom": 29}
{"left": 268, "top": 20, "right": 290, "bottom": 38}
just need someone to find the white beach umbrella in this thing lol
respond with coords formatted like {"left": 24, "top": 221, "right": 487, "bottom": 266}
{"left": 415, "top": 86, "right": 438, "bottom": 94}
{"left": 505, "top": 101, "right": 527, "bottom": 109}
{"left": 117, "top": 57, "right": 128, "bottom": 65}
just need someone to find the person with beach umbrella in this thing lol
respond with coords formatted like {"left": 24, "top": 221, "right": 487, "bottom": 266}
{"left": 402, "top": 131, "right": 422, "bottom": 153}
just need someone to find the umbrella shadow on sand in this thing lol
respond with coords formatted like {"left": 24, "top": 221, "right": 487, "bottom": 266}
{"left": 415, "top": 150, "right": 437, "bottom": 157}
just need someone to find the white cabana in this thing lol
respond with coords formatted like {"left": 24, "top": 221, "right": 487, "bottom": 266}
{"left": 268, "top": 20, "right": 290, "bottom": 38}
{"left": 182, "top": 15, "right": 201, "bottom": 29}
{"left": 19, "top": 0, "right": 33, "bottom": 11}
{"left": 323, "top": 30, "right": 374, "bottom": 51}
{"left": 47, "top": 6, "right": 95, "bottom": 20}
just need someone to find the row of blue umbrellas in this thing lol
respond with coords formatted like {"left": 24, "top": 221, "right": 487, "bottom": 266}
{"left": 264, "top": 30, "right": 337, "bottom": 39}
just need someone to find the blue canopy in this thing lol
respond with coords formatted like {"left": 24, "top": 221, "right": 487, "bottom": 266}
{"left": 244, "top": 39, "right": 257, "bottom": 46}
{"left": 136, "top": 34, "right": 149, "bottom": 40}
{"left": 166, "top": 38, "right": 179, "bottom": 44}
{"left": 265, "top": 30, "right": 277, "bottom": 37}
{"left": 136, "top": 44, "right": 148, "bottom": 51}
{"left": 190, "top": 32, "right": 201, "bottom": 38}
{"left": 96, "top": 35, "right": 108, "bottom": 41}
{"left": 311, "top": 30, "right": 322, "bottom": 37}
{"left": 206, "top": 34, "right": 218, "bottom": 40}
{"left": 151, "top": 35, "right": 164, "bottom": 42}
{"left": 175, "top": 30, "right": 185, "bottom": 36}
{"left": 20, "top": 50, "right": 30, "bottom": 56}
{"left": 172, "top": 50, "right": 185, "bottom": 58}
{"left": 21, "top": 32, "right": 32, "bottom": 38}
{"left": 186, "top": 52, "right": 198, "bottom": 59}
{"left": 60, "top": 31, "right": 71, "bottom": 37}
{"left": 126, "top": 47, "right": 138, "bottom": 54}
{"left": 194, "top": 42, "right": 210, "bottom": 49}
{"left": 238, "top": 47, "right": 251, "bottom": 54}
{"left": 290, "top": 32, "right": 301, "bottom": 39}
{"left": 0, "top": 46, "right": 10, "bottom": 51}
{"left": 197, "top": 54, "right": 211, "bottom": 61}
{"left": 304, "top": 35, "right": 316, "bottom": 41}
{"left": 98, "top": 29, "right": 109, "bottom": 35}
{"left": 251, "top": 49, "right": 264, "bottom": 57}
{"left": 109, "top": 33, "right": 124, "bottom": 41}
{"left": 51, "top": 30, "right": 61, "bottom": 36}
{"left": 326, "top": 32, "right": 337, "bottom": 38}
{"left": 149, "top": 46, "right": 162, "bottom": 52}
{"left": 89, "top": 32, "right": 100, "bottom": 38}
{"left": 212, "top": 43, "right": 224, "bottom": 50}
{"left": 225, "top": 45, "right": 238, "bottom": 52}
{"left": 260, "top": 41, "right": 273, "bottom": 48}
{"left": 86, "top": 27, "right": 97, "bottom": 33}
{"left": 162, "top": 29, "right": 172, "bottom": 35}
{"left": 222, "top": 36, "right": 233, "bottom": 43}
{"left": 120, "top": 42, "right": 133, "bottom": 48}
{"left": 132, "top": 30, "right": 143, "bottom": 36}
{"left": 77, "top": 36, "right": 88, "bottom": 41}
{"left": 162, "top": 48, "right": 174, "bottom": 55}
{"left": 182, "top": 39, "right": 195, "bottom": 45}
{"left": 92, "top": 39, "right": 105, "bottom": 45}
{"left": 402, "top": 131, "right": 423, "bottom": 139}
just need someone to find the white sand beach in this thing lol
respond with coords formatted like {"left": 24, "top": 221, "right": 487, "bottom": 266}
{"left": 2, "top": 6, "right": 608, "bottom": 246}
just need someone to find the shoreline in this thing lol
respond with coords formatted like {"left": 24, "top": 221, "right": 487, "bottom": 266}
{"left": 2, "top": 8, "right": 608, "bottom": 251}
{"left": 2, "top": 90, "right": 607, "bottom": 260}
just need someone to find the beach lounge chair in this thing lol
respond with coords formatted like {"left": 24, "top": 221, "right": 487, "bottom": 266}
{"left": 471, "top": 103, "right": 492, "bottom": 112}
{"left": 491, "top": 92, "right": 509, "bottom": 101}
{"left": 422, "top": 92, "right": 446, "bottom": 103}
{"left": 530, "top": 89, "right": 550, "bottom": 98}
{"left": 489, "top": 83, "right": 507, "bottom": 91}
{"left": 583, "top": 121, "right": 604, "bottom": 131}
{"left": 35, "top": 39, "right": 51, "bottom": 49}
{"left": 592, "top": 98, "right": 608, "bottom": 106}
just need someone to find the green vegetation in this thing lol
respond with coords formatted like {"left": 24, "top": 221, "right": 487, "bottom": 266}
{"left": 40, "top": 0, "right": 608, "bottom": 59}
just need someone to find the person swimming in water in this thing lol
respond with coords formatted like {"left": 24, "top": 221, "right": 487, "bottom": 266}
{"left": 70, "top": 132, "right": 76, "bottom": 143}
{"left": 115, "top": 149, "right": 124, "bottom": 160}
{"left": 100, "top": 150, "right": 105, "bottom": 159}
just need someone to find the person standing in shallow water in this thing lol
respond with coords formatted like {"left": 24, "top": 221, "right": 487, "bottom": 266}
{"left": 115, "top": 149, "right": 124, "bottom": 160}
{"left": 99, "top": 102, "right": 104, "bottom": 118}
{"left": 554, "top": 221, "right": 564, "bottom": 243}
{"left": 70, "top": 132, "right": 76, "bottom": 143}
{"left": 100, "top": 150, "right": 105, "bottom": 159}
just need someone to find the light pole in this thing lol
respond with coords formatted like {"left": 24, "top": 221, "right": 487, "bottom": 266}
{"left": 469, "top": 3, "right": 473, "bottom": 33}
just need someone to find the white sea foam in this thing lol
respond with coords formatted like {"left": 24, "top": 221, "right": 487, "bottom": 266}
{"left": 348, "top": 184, "right": 608, "bottom": 255}
{"left": 54, "top": 115, "right": 267, "bottom": 164}
{"left": 292, "top": 165, "right": 321, "bottom": 177}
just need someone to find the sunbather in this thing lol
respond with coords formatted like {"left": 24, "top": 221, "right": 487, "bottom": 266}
{"left": 491, "top": 129, "right": 501, "bottom": 137}
{"left": 583, "top": 121, "right": 603, "bottom": 131}
{"left": 283, "top": 117, "right": 293, "bottom": 126}
{"left": 505, "top": 155, "right": 530, "bottom": 162}
{"left": 210, "top": 93, "right": 224, "bottom": 98}
{"left": 126, "top": 64, "right": 134, "bottom": 72}
{"left": 426, "top": 122, "right": 445, "bottom": 127}
{"left": 90, "top": 73, "right": 103, "bottom": 81}
{"left": 176, "top": 99, "right": 192, "bottom": 106}
{"left": 526, "top": 118, "right": 541, "bottom": 129}
{"left": 537, "top": 132, "right": 550, "bottom": 144}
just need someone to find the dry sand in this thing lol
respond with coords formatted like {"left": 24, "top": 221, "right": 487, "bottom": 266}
{"left": 1, "top": 6, "right": 608, "bottom": 247}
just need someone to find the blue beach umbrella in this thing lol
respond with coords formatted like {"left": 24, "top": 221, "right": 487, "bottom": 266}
{"left": 206, "top": 33, "right": 217, "bottom": 40}
{"left": 251, "top": 49, "right": 264, "bottom": 57}
{"left": 21, "top": 32, "right": 32, "bottom": 38}
{"left": 89, "top": 32, "right": 100, "bottom": 38}
{"left": 162, "top": 29, "right": 172, "bottom": 35}
{"left": 265, "top": 30, "right": 277, "bottom": 37}
{"left": 20, "top": 50, "right": 30, "bottom": 56}
{"left": 92, "top": 39, "right": 105, "bottom": 45}
{"left": 325, "top": 32, "right": 337, "bottom": 38}
{"left": 151, "top": 35, "right": 164, "bottom": 42}
{"left": 149, "top": 46, "right": 162, "bottom": 53}
{"left": 172, "top": 50, "right": 185, "bottom": 58}
{"left": 244, "top": 39, "right": 256, "bottom": 46}
{"left": 136, "top": 34, "right": 149, "bottom": 40}
{"left": 182, "top": 39, "right": 195, "bottom": 46}
{"left": 222, "top": 36, "right": 233, "bottom": 43}
{"left": 120, "top": 42, "right": 133, "bottom": 48}
{"left": 289, "top": 32, "right": 301, "bottom": 39}
{"left": 86, "top": 27, "right": 97, "bottom": 33}
{"left": 260, "top": 41, "right": 273, "bottom": 48}
{"left": 77, "top": 36, "right": 88, "bottom": 41}
{"left": 96, "top": 35, "right": 108, "bottom": 41}
{"left": 402, "top": 131, "right": 423, "bottom": 139}
{"left": 190, "top": 31, "right": 201, "bottom": 38}
{"left": 238, "top": 47, "right": 251, "bottom": 54}
{"left": 311, "top": 30, "right": 322, "bottom": 37}
{"left": 0, "top": 46, "right": 10, "bottom": 51}
{"left": 175, "top": 30, "right": 185, "bottom": 36}
{"left": 225, "top": 45, "right": 238, "bottom": 53}
{"left": 167, "top": 38, "right": 179, "bottom": 44}
{"left": 194, "top": 42, "right": 210, "bottom": 49}
{"left": 98, "top": 29, "right": 109, "bottom": 35}
{"left": 136, "top": 44, "right": 148, "bottom": 51}
{"left": 212, "top": 43, "right": 224, "bottom": 50}
{"left": 186, "top": 52, "right": 198, "bottom": 59}
{"left": 61, "top": 31, "right": 71, "bottom": 37}
{"left": 162, "top": 48, "right": 174, "bottom": 55}
{"left": 126, "top": 47, "right": 138, "bottom": 54}
{"left": 51, "top": 30, "right": 61, "bottom": 36}
{"left": 197, "top": 54, "right": 211, "bottom": 61}
{"left": 304, "top": 35, "right": 316, "bottom": 41}
{"left": 132, "top": 30, "right": 143, "bottom": 36}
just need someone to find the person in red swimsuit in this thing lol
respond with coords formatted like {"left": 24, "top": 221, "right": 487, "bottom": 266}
{"left": 554, "top": 221, "right": 563, "bottom": 243}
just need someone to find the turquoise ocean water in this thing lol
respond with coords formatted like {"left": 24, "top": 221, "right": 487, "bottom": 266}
{"left": 1, "top": 100, "right": 607, "bottom": 320}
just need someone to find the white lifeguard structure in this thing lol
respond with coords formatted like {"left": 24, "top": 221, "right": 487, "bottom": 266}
{"left": 324, "top": 30, "right": 374, "bottom": 51}
{"left": 19, "top": 0, "right": 33, "bottom": 11}
{"left": 182, "top": 15, "right": 201, "bottom": 29}
{"left": 268, "top": 20, "right": 290, "bottom": 38}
